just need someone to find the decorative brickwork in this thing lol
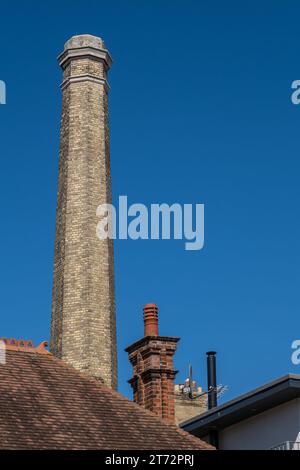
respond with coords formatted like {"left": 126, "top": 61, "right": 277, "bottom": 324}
{"left": 51, "top": 35, "right": 117, "bottom": 389}
{"left": 0, "top": 338, "right": 51, "bottom": 355}
{"left": 126, "top": 304, "right": 179, "bottom": 424}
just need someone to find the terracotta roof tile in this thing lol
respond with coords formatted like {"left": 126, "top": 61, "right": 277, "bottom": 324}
{"left": 0, "top": 350, "right": 213, "bottom": 450}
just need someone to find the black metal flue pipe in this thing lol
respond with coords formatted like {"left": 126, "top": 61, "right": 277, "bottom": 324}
{"left": 206, "top": 351, "right": 217, "bottom": 410}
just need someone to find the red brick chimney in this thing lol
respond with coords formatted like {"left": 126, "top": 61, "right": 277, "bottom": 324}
{"left": 125, "top": 304, "right": 179, "bottom": 424}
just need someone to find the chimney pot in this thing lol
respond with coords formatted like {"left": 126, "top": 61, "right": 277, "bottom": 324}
{"left": 143, "top": 304, "right": 159, "bottom": 336}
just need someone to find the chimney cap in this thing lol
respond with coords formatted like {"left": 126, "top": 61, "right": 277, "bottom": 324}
{"left": 58, "top": 34, "right": 112, "bottom": 70}
{"left": 64, "top": 34, "right": 105, "bottom": 51}
{"left": 144, "top": 303, "right": 158, "bottom": 309}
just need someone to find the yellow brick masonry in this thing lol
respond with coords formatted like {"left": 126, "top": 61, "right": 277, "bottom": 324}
{"left": 51, "top": 35, "right": 117, "bottom": 389}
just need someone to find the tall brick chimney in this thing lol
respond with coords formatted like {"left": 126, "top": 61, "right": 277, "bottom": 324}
{"left": 51, "top": 35, "right": 117, "bottom": 389}
{"left": 125, "top": 304, "right": 179, "bottom": 424}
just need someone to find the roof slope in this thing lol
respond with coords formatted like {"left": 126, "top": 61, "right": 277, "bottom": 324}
{"left": 0, "top": 350, "right": 212, "bottom": 450}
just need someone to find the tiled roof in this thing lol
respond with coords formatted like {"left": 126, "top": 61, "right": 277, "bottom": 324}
{"left": 0, "top": 348, "right": 213, "bottom": 450}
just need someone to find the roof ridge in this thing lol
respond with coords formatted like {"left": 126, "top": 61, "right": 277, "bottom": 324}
{"left": 0, "top": 338, "right": 51, "bottom": 355}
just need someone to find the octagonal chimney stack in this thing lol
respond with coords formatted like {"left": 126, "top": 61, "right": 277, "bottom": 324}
{"left": 51, "top": 35, "right": 117, "bottom": 389}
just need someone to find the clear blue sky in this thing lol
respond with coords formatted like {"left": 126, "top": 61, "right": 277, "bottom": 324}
{"left": 0, "top": 0, "right": 300, "bottom": 403}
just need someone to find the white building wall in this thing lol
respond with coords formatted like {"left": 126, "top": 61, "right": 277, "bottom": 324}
{"left": 217, "top": 399, "right": 300, "bottom": 450}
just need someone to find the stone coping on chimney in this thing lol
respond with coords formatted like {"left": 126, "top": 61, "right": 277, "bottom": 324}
{"left": 58, "top": 45, "right": 112, "bottom": 69}
{"left": 125, "top": 335, "right": 180, "bottom": 354}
